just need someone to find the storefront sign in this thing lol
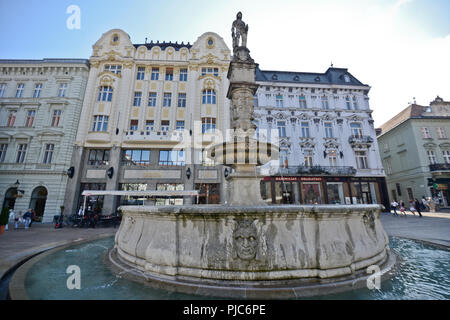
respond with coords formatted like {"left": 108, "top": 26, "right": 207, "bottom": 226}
{"left": 437, "top": 184, "right": 448, "bottom": 190}
{"left": 300, "top": 177, "right": 323, "bottom": 182}
{"left": 274, "top": 176, "right": 298, "bottom": 182}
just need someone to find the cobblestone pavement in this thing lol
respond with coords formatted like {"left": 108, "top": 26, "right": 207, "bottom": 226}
{"left": 0, "top": 223, "right": 117, "bottom": 279}
{"left": 380, "top": 210, "right": 450, "bottom": 249}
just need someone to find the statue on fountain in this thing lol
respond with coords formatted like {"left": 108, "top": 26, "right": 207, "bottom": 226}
{"left": 231, "top": 12, "right": 253, "bottom": 63}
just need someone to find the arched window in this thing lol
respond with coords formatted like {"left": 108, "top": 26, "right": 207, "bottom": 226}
{"left": 97, "top": 86, "right": 113, "bottom": 102}
{"left": 202, "top": 89, "right": 216, "bottom": 104}
{"left": 29, "top": 186, "right": 48, "bottom": 219}
{"left": 2, "top": 188, "right": 17, "bottom": 210}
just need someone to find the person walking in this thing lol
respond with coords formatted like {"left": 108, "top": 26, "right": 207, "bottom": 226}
{"left": 5, "top": 209, "right": 15, "bottom": 231}
{"left": 422, "top": 196, "right": 429, "bottom": 212}
{"left": 399, "top": 200, "right": 407, "bottom": 216}
{"left": 391, "top": 200, "right": 399, "bottom": 216}
{"left": 409, "top": 200, "right": 417, "bottom": 216}
{"left": 414, "top": 199, "right": 423, "bottom": 217}
{"left": 14, "top": 210, "right": 22, "bottom": 229}
{"left": 23, "top": 209, "right": 32, "bottom": 229}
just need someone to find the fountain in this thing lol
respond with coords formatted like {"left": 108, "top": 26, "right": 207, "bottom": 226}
{"left": 110, "top": 12, "right": 397, "bottom": 298}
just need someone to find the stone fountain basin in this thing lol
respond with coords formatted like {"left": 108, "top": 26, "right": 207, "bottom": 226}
{"left": 114, "top": 204, "right": 390, "bottom": 286}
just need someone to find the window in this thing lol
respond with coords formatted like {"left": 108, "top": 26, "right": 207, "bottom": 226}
{"left": 16, "top": 83, "right": 24, "bottom": 98}
{"left": 51, "top": 110, "right": 62, "bottom": 127}
{"left": 159, "top": 150, "right": 185, "bottom": 166}
{"left": 385, "top": 159, "right": 392, "bottom": 175}
{"left": 178, "top": 93, "right": 186, "bottom": 107}
{"left": 7, "top": 111, "right": 16, "bottom": 127}
{"left": 97, "top": 86, "right": 113, "bottom": 102}
{"left": 25, "top": 110, "right": 36, "bottom": 127}
{"left": 344, "top": 75, "right": 350, "bottom": 83}
{"left": 129, "top": 120, "right": 139, "bottom": 132}
{"left": 58, "top": 83, "right": 68, "bottom": 97}
{"left": 355, "top": 151, "right": 368, "bottom": 169}
{"left": 92, "top": 115, "right": 109, "bottom": 132}
{"left": 145, "top": 120, "right": 154, "bottom": 133}
{"left": 427, "top": 150, "right": 436, "bottom": 164}
{"left": 277, "top": 121, "right": 286, "bottom": 137}
{"left": 161, "top": 120, "right": 170, "bottom": 132}
{"left": 199, "top": 149, "right": 214, "bottom": 166}
{"left": 321, "top": 96, "right": 329, "bottom": 109}
{"left": 176, "top": 121, "right": 185, "bottom": 131}
{"left": 350, "top": 123, "right": 362, "bottom": 137}
{"left": 328, "top": 150, "right": 337, "bottom": 166}
{"left": 276, "top": 95, "right": 283, "bottom": 107}
{"left": 123, "top": 150, "right": 151, "bottom": 166}
{"left": 201, "top": 67, "right": 219, "bottom": 77}
{"left": 104, "top": 64, "right": 122, "bottom": 74}
{"left": 301, "top": 122, "right": 310, "bottom": 138}
{"left": 148, "top": 92, "right": 157, "bottom": 107}
{"left": 437, "top": 127, "right": 447, "bottom": 139}
{"left": 0, "top": 83, "right": 6, "bottom": 97}
{"left": 202, "top": 89, "right": 216, "bottom": 104}
{"left": 353, "top": 96, "right": 358, "bottom": 110}
{"left": 136, "top": 67, "right": 145, "bottom": 80}
{"left": 43, "top": 144, "right": 54, "bottom": 164}
{"left": 202, "top": 117, "right": 216, "bottom": 133}
{"left": 280, "top": 150, "right": 288, "bottom": 168}
{"left": 443, "top": 150, "right": 450, "bottom": 164}
{"left": 421, "top": 127, "right": 431, "bottom": 139}
{"left": 383, "top": 142, "right": 389, "bottom": 152}
{"left": 151, "top": 68, "right": 159, "bottom": 80}
{"left": 304, "top": 150, "right": 313, "bottom": 167}
{"left": 179, "top": 68, "right": 188, "bottom": 81}
{"left": 253, "top": 95, "right": 258, "bottom": 108}
{"left": 345, "top": 96, "right": 351, "bottom": 110}
{"left": 165, "top": 68, "right": 173, "bottom": 81}
{"left": 33, "top": 83, "right": 42, "bottom": 98}
{"left": 16, "top": 144, "right": 27, "bottom": 163}
{"left": 163, "top": 93, "right": 172, "bottom": 107}
{"left": 88, "top": 149, "right": 110, "bottom": 166}
{"left": 324, "top": 122, "right": 333, "bottom": 138}
{"left": 133, "top": 92, "right": 142, "bottom": 106}
{"left": 299, "top": 95, "right": 307, "bottom": 108}
{"left": 0, "top": 144, "right": 7, "bottom": 162}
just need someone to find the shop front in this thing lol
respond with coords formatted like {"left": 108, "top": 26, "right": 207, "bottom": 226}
{"left": 260, "top": 176, "right": 389, "bottom": 207}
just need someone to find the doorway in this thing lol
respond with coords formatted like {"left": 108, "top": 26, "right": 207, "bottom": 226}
{"left": 29, "top": 186, "right": 48, "bottom": 220}
{"left": 2, "top": 188, "right": 17, "bottom": 210}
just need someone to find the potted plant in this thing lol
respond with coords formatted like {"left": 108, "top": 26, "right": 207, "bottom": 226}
{"left": 0, "top": 207, "right": 9, "bottom": 234}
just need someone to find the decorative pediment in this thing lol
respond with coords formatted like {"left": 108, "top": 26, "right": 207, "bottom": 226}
{"left": 98, "top": 74, "right": 118, "bottom": 86}
{"left": 279, "top": 137, "right": 291, "bottom": 149}
{"left": 299, "top": 137, "right": 315, "bottom": 149}
{"left": 321, "top": 113, "right": 335, "bottom": 121}
{"left": 202, "top": 78, "right": 216, "bottom": 90}
{"left": 200, "top": 53, "right": 220, "bottom": 64}
{"left": 35, "top": 129, "right": 64, "bottom": 137}
{"left": 346, "top": 114, "right": 364, "bottom": 122}
{"left": 323, "top": 138, "right": 340, "bottom": 149}
{"left": 274, "top": 112, "right": 288, "bottom": 120}
{"left": 423, "top": 142, "right": 437, "bottom": 149}
{"left": 439, "top": 143, "right": 450, "bottom": 149}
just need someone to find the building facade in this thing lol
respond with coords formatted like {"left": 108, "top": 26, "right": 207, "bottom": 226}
{"left": 64, "top": 29, "right": 232, "bottom": 216}
{"left": 254, "top": 67, "right": 389, "bottom": 208}
{"left": 377, "top": 96, "right": 450, "bottom": 207}
{"left": 0, "top": 59, "right": 89, "bottom": 222}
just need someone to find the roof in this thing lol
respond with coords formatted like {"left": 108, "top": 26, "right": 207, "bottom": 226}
{"left": 378, "top": 104, "right": 427, "bottom": 136}
{"left": 133, "top": 41, "right": 192, "bottom": 51}
{"left": 255, "top": 66, "right": 367, "bottom": 86}
{"left": 0, "top": 58, "right": 89, "bottom": 65}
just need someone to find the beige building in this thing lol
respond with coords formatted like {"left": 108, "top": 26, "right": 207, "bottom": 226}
{"left": 64, "top": 29, "right": 232, "bottom": 215}
{"left": 0, "top": 59, "right": 89, "bottom": 222}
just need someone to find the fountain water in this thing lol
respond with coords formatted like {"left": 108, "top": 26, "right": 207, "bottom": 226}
{"left": 110, "top": 12, "right": 396, "bottom": 298}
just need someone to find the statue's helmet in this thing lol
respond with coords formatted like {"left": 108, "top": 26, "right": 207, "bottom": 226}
{"left": 237, "top": 11, "right": 242, "bottom": 19}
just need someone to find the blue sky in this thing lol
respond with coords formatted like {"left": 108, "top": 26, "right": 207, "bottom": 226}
{"left": 0, "top": 0, "right": 449, "bottom": 126}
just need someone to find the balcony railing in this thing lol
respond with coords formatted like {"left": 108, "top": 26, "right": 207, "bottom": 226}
{"left": 429, "top": 163, "right": 450, "bottom": 171}
{"left": 348, "top": 135, "right": 374, "bottom": 144}
{"left": 264, "top": 165, "right": 357, "bottom": 176}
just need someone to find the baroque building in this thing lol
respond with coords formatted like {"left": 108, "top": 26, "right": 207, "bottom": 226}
{"left": 63, "top": 29, "right": 231, "bottom": 216}
{"left": 377, "top": 96, "right": 450, "bottom": 207}
{"left": 0, "top": 59, "right": 89, "bottom": 222}
{"left": 254, "top": 67, "right": 389, "bottom": 207}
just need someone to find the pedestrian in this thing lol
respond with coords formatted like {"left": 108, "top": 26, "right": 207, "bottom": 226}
{"left": 399, "top": 200, "right": 407, "bottom": 216}
{"left": 29, "top": 209, "right": 36, "bottom": 227}
{"left": 414, "top": 199, "right": 423, "bottom": 217}
{"left": 23, "top": 208, "right": 32, "bottom": 229}
{"left": 422, "top": 196, "right": 429, "bottom": 211}
{"left": 391, "top": 200, "right": 399, "bottom": 216}
{"left": 409, "top": 200, "right": 416, "bottom": 216}
{"left": 14, "top": 210, "right": 22, "bottom": 229}
{"left": 6, "top": 209, "right": 15, "bottom": 231}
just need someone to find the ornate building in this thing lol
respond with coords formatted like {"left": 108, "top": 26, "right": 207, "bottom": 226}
{"left": 0, "top": 59, "right": 89, "bottom": 222}
{"left": 254, "top": 67, "right": 389, "bottom": 207}
{"left": 63, "top": 29, "right": 231, "bottom": 215}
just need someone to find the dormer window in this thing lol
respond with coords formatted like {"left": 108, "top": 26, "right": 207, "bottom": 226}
{"left": 293, "top": 75, "right": 300, "bottom": 81}
{"left": 343, "top": 74, "right": 350, "bottom": 83}
{"left": 315, "top": 76, "right": 320, "bottom": 82}
{"left": 272, "top": 74, "right": 278, "bottom": 80}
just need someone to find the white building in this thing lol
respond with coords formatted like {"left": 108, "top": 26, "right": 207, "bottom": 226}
{"left": 254, "top": 67, "right": 389, "bottom": 207}
{"left": 63, "top": 29, "right": 232, "bottom": 216}
{"left": 0, "top": 59, "right": 89, "bottom": 222}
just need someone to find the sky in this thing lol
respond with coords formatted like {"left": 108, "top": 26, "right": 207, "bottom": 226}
{"left": 0, "top": 0, "right": 449, "bottom": 127}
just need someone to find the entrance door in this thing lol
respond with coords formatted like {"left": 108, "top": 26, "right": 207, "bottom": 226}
{"left": 2, "top": 188, "right": 17, "bottom": 210}
{"left": 29, "top": 187, "right": 48, "bottom": 220}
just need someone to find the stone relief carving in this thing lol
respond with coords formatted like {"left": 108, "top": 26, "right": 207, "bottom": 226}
{"left": 232, "top": 219, "right": 258, "bottom": 261}
{"left": 232, "top": 89, "right": 255, "bottom": 131}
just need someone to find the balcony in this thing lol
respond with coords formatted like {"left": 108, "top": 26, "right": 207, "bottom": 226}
{"left": 429, "top": 163, "right": 450, "bottom": 172}
{"left": 348, "top": 135, "right": 374, "bottom": 148}
{"left": 263, "top": 165, "right": 357, "bottom": 176}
